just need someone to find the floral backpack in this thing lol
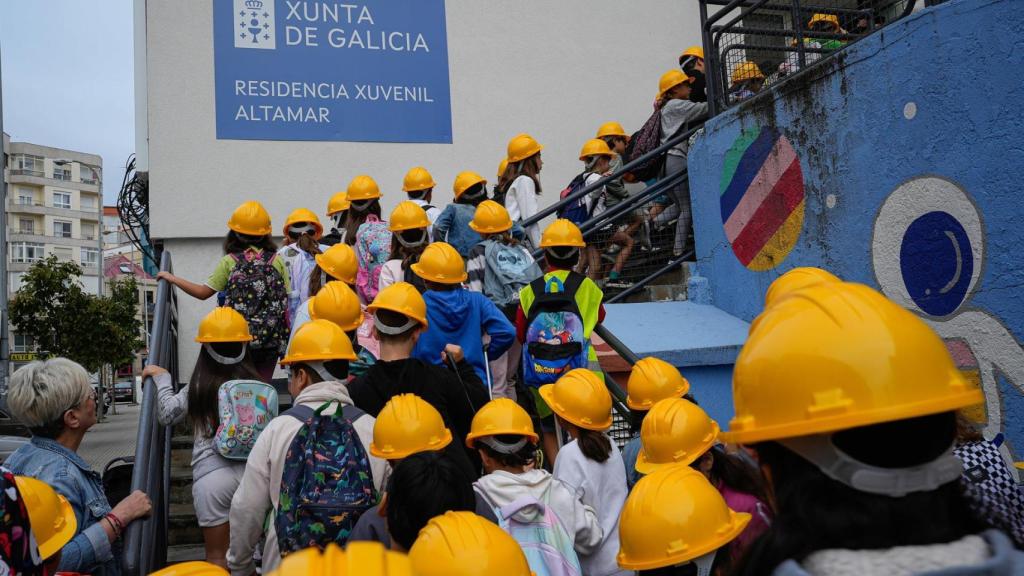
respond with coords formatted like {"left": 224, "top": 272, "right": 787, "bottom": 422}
{"left": 224, "top": 250, "right": 290, "bottom": 355}
{"left": 214, "top": 379, "right": 279, "bottom": 460}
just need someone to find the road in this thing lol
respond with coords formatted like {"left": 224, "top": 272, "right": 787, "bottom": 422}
{"left": 78, "top": 402, "right": 140, "bottom": 472}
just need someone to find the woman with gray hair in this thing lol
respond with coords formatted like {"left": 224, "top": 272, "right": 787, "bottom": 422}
{"left": 3, "top": 357, "right": 152, "bottom": 575}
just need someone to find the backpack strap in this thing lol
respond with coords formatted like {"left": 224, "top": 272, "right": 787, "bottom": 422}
{"left": 282, "top": 404, "right": 316, "bottom": 423}
{"left": 560, "top": 271, "right": 586, "bottom": 296}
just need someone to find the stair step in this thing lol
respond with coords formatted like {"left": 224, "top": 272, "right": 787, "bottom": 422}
{"left": 166, "top": 544, "right": 207, "bottom": 563}
{"left": 170, "top": 466, "right": 195, "bottom": 504}
{"left": 171, "top": 435, "right": 194, "bottom": 450}
{"left": 169, "top": 502, "right": 204, "bottom": 547}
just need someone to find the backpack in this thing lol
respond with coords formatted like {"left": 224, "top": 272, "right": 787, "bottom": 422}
{"left": 521, "top": 273, "right": 590, "bottom": 388}
{"left": 223, "top": 251, "right": 289, "bottom": 355}
{"left": 624, "top": 107, "right": 666, "bottom": 182}
{"left": 402, "top": 256, "right": 428, "bottom": 294}
{"left": 280, "top": 245, "right": 318, "bottom": 323}
{"left": 214, "top": 379, "right": 279, "bottom": 460}
{"left": 481, "top": 240, "right": 543, "bottom": 308}
{"left": 479, "top": 491, "right": 582, "bottom": 576}
{"left": 275, "top": 401, "right": 377, "bottom": 555}
{"left": 556, "top": 173, "right": 593, "bottom": 225}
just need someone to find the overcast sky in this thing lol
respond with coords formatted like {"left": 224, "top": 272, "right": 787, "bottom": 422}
{"left": 1, "top": 0, "right": 134, "bottom": 204}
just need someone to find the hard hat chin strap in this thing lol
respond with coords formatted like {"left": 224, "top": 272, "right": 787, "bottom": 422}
{"left": 203, "top": 342, "right": 247, "bottom": 365}
{"left": 305, "top": 360, "right": 342, "bottom": 383}
{"left": 779, "top": 434, "right": 963, "bottom": 497}
{"left": 693, "top": 550, "right": 717, "bottom": 576}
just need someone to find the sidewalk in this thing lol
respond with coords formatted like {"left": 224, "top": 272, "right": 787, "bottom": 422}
{"left": 78, "top": 403, "right": 140, "bottom": 472}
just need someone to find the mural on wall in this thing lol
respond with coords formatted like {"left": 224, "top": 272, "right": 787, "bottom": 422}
{"left": 719, "top": 127, "right": 805, "bottom": 271}
{"left": 872, "top": 175, "right": 1024, "bottom": 472}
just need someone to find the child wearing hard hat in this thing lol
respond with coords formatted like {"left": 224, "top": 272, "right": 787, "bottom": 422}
{"left": 321, "top": 189, "right": 349, "bottom": 246}
{"left": 432, "top": 171, "right": 490, "bottom": 258}
{"left": 142, "top": 307, "right": 263, "bottom": 568}
{"left": 0, "top": 469, "right": 78, "bottom": 575}
{"left": 157, "top": 200, "right": 290, "bottom": 380}
{"left": 729, "top": 60, "right": 766, "bottom": 104}
{"left": 264, "top": 541, "right": 410, "bottom": 576}
{"left": 345, "top": 175, "right": 391, "bottom": 305}
{"left": 401, "top": 167, "right": 442, "bottom": 232}
{"left": 288, "top": 280, "right": 376, "bottom": 379}
{"left": 678, "top": 45, "right": 707, "bottom": 103}
{"left": 408, "top": 242, "right": 516, "bottom": 384}
{"left": 657, "top": 69, "right": 708, "bottom": 257}
{"left": 502, "top": 133, "right": 545, "bottom": 249}
{"left": 618, "top": 465, "right": 751, "bottom": 575}
{"left": 728, "top": 282, "right": 1024, "bottom": 574}
{"left": 620, "top": 356, "right": 692, "bottom": 488}
{"left": 541, "top": 369, "right": 631, "bottom": 576}
{"left": 409, "top": 511, "right": 534, "bottom": 576}
{"left": 577, "top": 138, "right": 636, "bottom": 286}
{"left": 227, "top": 320, "right": 388, "bottom": 575}
{"left": 277, "top": 207, "right": 329, "bottom": 323}
{"left": 379, "top": 202, "right": 432, "bottom": 294}
{"left": 468, "top": 398, "right": 602, "bottom": 574}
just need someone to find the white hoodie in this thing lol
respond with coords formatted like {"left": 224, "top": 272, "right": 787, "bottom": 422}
{"left": 227, "top": 380, "right": 388, "bottom": 576}
{"left": 474, "top": 469, "right": 603, "bottom": 555}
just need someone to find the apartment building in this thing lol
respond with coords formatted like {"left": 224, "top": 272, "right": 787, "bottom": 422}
{"left": 2, "top": 132, "right": 104, "bottom": 365}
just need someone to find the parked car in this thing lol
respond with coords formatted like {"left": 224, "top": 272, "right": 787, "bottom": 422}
{"left": 0, "top": 407, "right": 31, "bottom": 438}
{"left": 114, "top": 380, "right": 136, "bottom": 403}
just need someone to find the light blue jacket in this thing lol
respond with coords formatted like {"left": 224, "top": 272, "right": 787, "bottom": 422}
{"left": 433, "top": 203, "right": 525, "bottom": 258}
{"left": 5, "top": 436, "right": 120, "bottom": 575}
{"left": 620, "top": 434, "right": 643, "bottom": 490}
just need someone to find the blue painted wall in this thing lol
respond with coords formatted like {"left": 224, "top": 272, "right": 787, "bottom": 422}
{"left": 687, "top": 0, "right": 1024, "bottom": 459}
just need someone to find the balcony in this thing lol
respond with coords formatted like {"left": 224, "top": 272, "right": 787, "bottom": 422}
{"left": 9, "top": 231, "right": 102, "bottom": 248}
{"left": 10, "top": 168, "right": 44, "bottom": 178}
{"left": 6, "top": 200, "right": 100, "bottom": 221}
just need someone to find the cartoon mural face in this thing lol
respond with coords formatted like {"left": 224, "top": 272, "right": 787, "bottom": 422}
{"left": 873, "top": 176, "right": 1024, "bottom": 472}
{"left": 719, "top": 127, "right": 805, "bottom": 271}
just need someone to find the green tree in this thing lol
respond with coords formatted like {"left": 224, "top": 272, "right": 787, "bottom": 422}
{"left": 9, "top": 256, "right": 144, "bottom": 372}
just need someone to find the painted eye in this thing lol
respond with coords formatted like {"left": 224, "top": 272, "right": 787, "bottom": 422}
{"left": 871, "top": 176, "right": 983, "bottom": 317}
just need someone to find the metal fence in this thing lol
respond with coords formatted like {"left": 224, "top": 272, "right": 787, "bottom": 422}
{"left": 700, "top": 0, "right": 917, "bottom": 115}
{"left": 122, "top": 250, "right": 177, "bottom": 575}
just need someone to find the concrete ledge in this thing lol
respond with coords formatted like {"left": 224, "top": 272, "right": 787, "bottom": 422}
{"left": 603, "top": 301, "right": 749, "bottom": 367}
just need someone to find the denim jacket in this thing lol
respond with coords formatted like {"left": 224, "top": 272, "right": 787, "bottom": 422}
{"left": 4, "top": 436, "right": 120, "bottom": 575}
{"left": 433, "top": 203, "right": 527, "bottom": 258}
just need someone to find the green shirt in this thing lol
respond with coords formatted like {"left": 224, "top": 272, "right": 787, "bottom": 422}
{"left": 206, "top": 248, "right": 290, "bottom": 292}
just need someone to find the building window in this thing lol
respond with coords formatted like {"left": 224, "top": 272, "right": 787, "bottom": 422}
{"left": 18, "top": 219, "right": 34, "bottom": 235}
{"left": 11, "top": 242, "right": 44, "bottom": 263}
{"left": 52, "top": 192, "right": 72, "bottom": 209}
{"left": 17, "top": 187, "right": 35, "bottom": 205}
{"left": 53, "top": 220, "right": 72, "bottom": 238}
{"left": 53, "top": 164, "right": 71, "bottom": 181}
{"left": 81, "top": 196, "right": 97, "bottom": 211}
{"left": 12, "top": 334, "right": 35, "bottom": 353}
{"left": 53, "top": 247, "right": 73, "bottom": 262}
{"left": 118, "top": 263, "right": 133, "bottom": 274}
{"left": 80, "top": 165, "right": 99, "bottom": 185}
{"left": 12, "top": 155, "right": 43, "bottom": 177}
{"left": 81, "top": 248, "right": 99, "bottom": 268}
{"left": 82, "top": 224, "right": 96, "bottom": 240}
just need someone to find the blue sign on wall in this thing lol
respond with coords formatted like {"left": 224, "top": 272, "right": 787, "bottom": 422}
{"left": 213, "top": 0, "right": 452, "bottom": 143}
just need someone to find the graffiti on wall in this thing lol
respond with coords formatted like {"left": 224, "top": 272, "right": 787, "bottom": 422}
{"left": 872, "top": 175, "right": 1024, "bottom": 471}
{"left": 719, "top": 127, "right": 805, "bottom": 271}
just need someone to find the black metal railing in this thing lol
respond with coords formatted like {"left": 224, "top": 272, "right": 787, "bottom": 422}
{"left": 123, "top": 251, "right": 177, "bottom": 575}
{"left": 701, "top": 0, "right": 917, "bottom": 115}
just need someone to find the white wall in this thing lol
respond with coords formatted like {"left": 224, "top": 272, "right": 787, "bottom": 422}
{"left": 145, "top": 0, "right": 703, "bottom": 376}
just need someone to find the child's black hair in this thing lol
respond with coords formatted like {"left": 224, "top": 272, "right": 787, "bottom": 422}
{"left": 576, "top": 427, "right": 612, "bottom": 463}
{"left": 223, "top": 230, "right": 277, "bottom": 255}
{"left": 374, "top": 308, "right": 419, "bottom": 345}
{"left": 455, "top": 183, "right": 487, "bottom": 206}
{"left": 386, "top": 451, "right": 476, "bottom": 550}
{"left": 544, "top": 247, "right": 580, "bottom": 270}
{"left": 423, "top": 279, "right": 459, "bottom": 292}
{"left": 476, "top": 434, "right": 538, "bottom": 469}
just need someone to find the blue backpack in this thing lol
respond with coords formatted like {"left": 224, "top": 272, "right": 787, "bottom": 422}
{"left": 521, "top": 273, "right": 590, "bottom": 388}
{"left": 556, "top": 173, "right": 593, "bottom": 225}
{"left": 479, "top": 491, "right": 582, "bottom": 576}
{"left": 481, "top": 240, "right": 543, "bottom": 308}
{"left": 214, "top": 379, "right": 278, "bottom": 460}
{"left": 275, "top": 401, "right": 376, "bottom": 556}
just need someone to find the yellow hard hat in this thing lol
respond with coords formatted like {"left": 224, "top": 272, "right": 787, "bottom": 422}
{"left": 635, "top": 398, "right": 719, "bottom": 474}
{"left": 280, "top": 319, "right": 357, "bottom": 365}
{"left": 402, "top": 167, "right": 436, "bottom": 193}
{"left": 453, "top": 171, "right": 487, "bottom": 199}
{"left": 150, "top": 561, "right": 229, "bottom": 576}
{"left": 310, "top": 281, "right": 363, "bottom": 332}
{"left": 468, "top": 200, "right": 513, "bottom": 234}
{"left": 327, "top": 190, "right": 350, "bottom": 215}
{"left": 539, "top": 369, "right": 613, "bottom": 431}
{"left": 764, "top": 266, "right": 841, "bottom": 308}
{"left": 13, "top": 476, "right": 77, "bottom": 560}
{"left": 283, "top": 208, "right": 324, "bottom": 239}
{"left": 731, "top": 60, "right": 765, "bottom": 84}
{"left": 497, "top": 158, "right": 509, "bottom": 180}
{"left": 195, "top": 307, "right": 253, "bottom": 343}
{"left": 315, "top": 243, "right": 359, "bottom": 285}
{"left": 579, "top": 139, "right": 615, "bottom": 161}
{"left": 389, "top": 201, "right": 431, "bottom": 232}
{"left": 227, "top": 200, "right": 272, "bottom": 236}
{"left": 808, "top": 12, "right": 840, "bottom": 28}
{"left": 266, "top": 542, "right": 413, "bottom": 576}
{"left": 626, "top": 357, "right": 690, "bottom": 410}
{"left": 367, "top": 282, "right": 430, "bottom": 328}
{"left": 465, "top": 398, "right": 540, "bottom": 448}
{"left": 722, "top": 282, "right": 985, "bottom": 444}
{"left": 617, "top": 466, "right": 751, "bottom": 571}
{"left": 596, "top": 122, "right": 628, "bottom": 139}
{"left": 347, "top": 175, "right": 382, "bottom": 202}
{"left": 540, "top": 219, "right": 586, "bottom": 248}
{"left": 409, "top": 511, "right": 533, "bottom": 576}
{"left": 679, "top": 45, "right": 705, "bottom": 62}
{"left": 507, "top": 133, "right": 544, "bottom": 163}
{"left": 410, "top": 242, "right": 467, "bottom": 284}
{"left": 370, "top": 394, "right": 453, "bottom": 459}
{"left": 658, "top": 69, "right": 693, "bottom": 98}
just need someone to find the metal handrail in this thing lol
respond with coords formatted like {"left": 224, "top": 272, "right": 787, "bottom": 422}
{"left": 123, "top": 250, "right": 175, "bottom": 575}
{"left": 520, "top": 122, "right": 704, "bottom": 229}
{"left": 606, "top": 250, "right": 695, "bottom": 304}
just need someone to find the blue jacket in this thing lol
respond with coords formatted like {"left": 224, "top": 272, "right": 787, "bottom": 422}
{"left": 433, "top": 204, "right": 526, "bottom": 258}
{"left": 412, "top": 288, "right": 515, "bottom": 383}
{"left": 5, "top": 436, "right": 120, "bottom": 575}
